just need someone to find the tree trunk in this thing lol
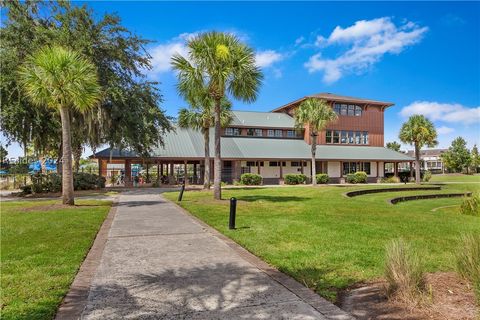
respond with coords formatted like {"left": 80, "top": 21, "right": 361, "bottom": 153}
{"left": 73, "top": 144, "right": 82, "bottom": 173}
{"left": 311, "top": 132, "right": 317, "bottom": 185}
{"left": 213, "top": 98, "right": 222, "bottom": 200}
{"left": 59, "top": 106, "right": 75, "bottom": 205}
{"left": 414, "top": 143, "right": 421, "bottom": 184}
{"left": 203, "top": 129, "right": 211, "bottom": 189}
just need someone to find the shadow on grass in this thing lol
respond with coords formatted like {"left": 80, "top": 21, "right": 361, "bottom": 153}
{"left": 236, "top": 195, "right": 310, "bottom": 202}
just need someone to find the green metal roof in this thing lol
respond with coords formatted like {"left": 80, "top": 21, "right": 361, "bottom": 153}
{"left": 231, "top": 110, "right": 295, "bottom": 128}
{"left": 93, "top": 127, "right": 413, "bottom": 161}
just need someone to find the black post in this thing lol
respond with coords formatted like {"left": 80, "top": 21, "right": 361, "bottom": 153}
{"left": 177, "top": 183, "right": 185, "bottom": 201}
{"left": 229, "top": 197, "right": 237, "bottom": 229}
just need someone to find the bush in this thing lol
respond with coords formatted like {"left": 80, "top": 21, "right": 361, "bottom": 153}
{"left": 381, "top": 176, "right": 400, "bottom": 183}
{"left": 346, "top": 173, "right": 356, "bottom": 184}
{"left": 460, "top": 193, "right": 479, "bottom": 216}
{"left": 422, "top": 170, "right": 432, "bottom": 182}
{"left": 74, "top": 172, "right": 106, "bottom": 190}
{"left": 240, "top": 173, "right": 262, "bottom": 185}
{"left": 346, "top": 172, "right": 367, "bottom": 184}
{"left": 284, "top": 174, "right": 306, "bottom": 185}
{"left": 315, "top": 173, "right": 329, "bottom": 184}
{"left": 21, "top": 172, "right": 105, "bottom": 194}
{"left": 384, "top": 238, "right": 425, "bottom": 303}
{"left": 455, "top": 234, "right": 480, "bottom": 302}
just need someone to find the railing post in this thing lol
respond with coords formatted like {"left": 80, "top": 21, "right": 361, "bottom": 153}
{"left": 229, "top": 197, "right": 237, "bottom": 230}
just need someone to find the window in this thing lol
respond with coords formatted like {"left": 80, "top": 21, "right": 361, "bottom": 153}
{"left": 343, "top": 162, "right": 371, "bottom": 175}
{"left": 225, "top": 127, "right": 240, "bottom": 136}
{"left": 269, "top": 161, "right": 286, "bottom": 167}
{"left": 326, "top": 130, "right": 332, "bottom": 143}
{"left": 340, "top": 104, "right": 348, "bottom": 115}
{"left": 348, "top": 105, "right": 355, "bottom": 116}
{"left": 246, "top": 161, "right": 263, "bottom": 167}
{"left": 348, "top": 131, "right": 354, "bottom": 144}
{"left": 363, "top": 131, "right": 369, "bottom": 144}
{"left": 267, "top": 129, "right": 275, "bottom": 137}
{"left": 247, "top": 128, "right": 263, "bottom": 136}
{"left": 355, "top": 106, "right": 362, "bottom": 116}
{"left": 355, "top": 131, "right": 361, "bottom": 144}
{"left": 333, "top": 130, "right": 340, "bottom": 143}
{"left": 275, "top": 129, "right": 283, "bottom": 137}
{"left": 287, "top": 130, "right": 296, "bottom": 138}
{"left": 341, "top": 130, "right": 348, "bottom": 144}
{"left": 291, "top": 161, "right": 307, "bottom": 167}
{"left": 333, "top": 103, "right": 341, "bottom": 114}
{"left": 333, "top": 103, "right": 362, "bottom": 116}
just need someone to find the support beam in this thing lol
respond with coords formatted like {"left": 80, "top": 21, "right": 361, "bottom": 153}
{"left": 410, "top": 161, "right": 414, "bottom": 179}
{"left": 257, "top": 161, "right": 260, "bottom": 175}
{"left": 98, "top": 159, "right": 104, "bottom": 177}
{"left": 279, "top": 160, "right": 283, "bottom": 179}
{"left": 157, "top": 163, "right": 160, "bottom": 183}
{"left": 125, "top": 159, "right": 132, "bottom": 187}
{"left": 184, "top": 160, "right": 188, "bottom": 185}
{"left": 300, "top": 160, "right": 304, "bottom": 174}
{"left": 193, "top": 162, "right": 197, "bottom": 184}
{"left": 376, "top": 161, "right": 379, "bottom": 178}
{"left": 394, "top": 162, "right": 398, "bottom": 177}
{"left": 146, "top": 163, "right": 149, "bottom": 183}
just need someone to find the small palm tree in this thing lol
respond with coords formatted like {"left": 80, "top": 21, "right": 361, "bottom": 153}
{"left": 294, "top": 98, "right": 338, "bottom": 185}
{"left": 178, "top": 95, "right": 232, "bottom": 189}
{"left": 399, "top": 115, "right": 437, "bottom": 184}
{"left": 172, "top": 31, "right": 263, "bottom": 200}
{"left": 19, "top": 46, "right": 101, "bottom": 205}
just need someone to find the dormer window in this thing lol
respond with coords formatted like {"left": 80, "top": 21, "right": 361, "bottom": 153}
{"left": 333, "top": 103, "right": 362, "bottom": 116}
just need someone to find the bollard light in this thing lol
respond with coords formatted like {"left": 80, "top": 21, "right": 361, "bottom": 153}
{"left": 229, "top": 197, "right": 237, "bottom": 229}
{"left": 177, "top": 183, "right": 185, "bottom": 201}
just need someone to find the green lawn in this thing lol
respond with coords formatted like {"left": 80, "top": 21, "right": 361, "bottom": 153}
{"left": 430, "top": 173, "right": 480, "bottom": 182}
{"left": 164, "top": 183, "right": 480, "bottom": 301}
{"left": 1, "top": 200, "right": 111, "bottom": 320}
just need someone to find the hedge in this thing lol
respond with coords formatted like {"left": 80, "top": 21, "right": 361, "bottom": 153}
{"left": 346, "top": 171, "right": 368, "bottom": 184}
{"left": 240, "top": 173, "right": 262, "bottom": 185}
{"left": 284, "top": 174, "right": 306, "bottom": 185}
{"left": 21, "top": 172, "right": 105, "bottom": 194}
{"left": 315, "top": 173, "right": 329, "bottom": 184}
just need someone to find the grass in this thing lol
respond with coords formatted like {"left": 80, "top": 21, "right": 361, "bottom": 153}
{"left": 430, "top": 173, "right": 480, "bottom": 182}
{"left": 164, "top": 183, "right": 480, "bottom": 302}
{"left": 1, "top": 200, "right": 111, "bottom": 320}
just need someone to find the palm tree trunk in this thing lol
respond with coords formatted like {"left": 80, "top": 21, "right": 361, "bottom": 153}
{"left": 213, "top": 98, "right": 222, "bottom": 200}
{"left": 59, "top": 106, "right": 75, "bottom": 205}
{"left": 203, "top": 129, "right": 210, "bottom": 189}
{"left": 414, "top": 143, "right": 421, "bottom": 184}
{"left": 311, "top": 133, "right": 317, "bottom": 185}
{"left": 73, "top": 144, "right": 82, "bottom": 173}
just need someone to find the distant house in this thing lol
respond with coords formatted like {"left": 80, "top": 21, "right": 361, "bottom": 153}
{"left": 92, "top": 93, "right": 413, "bottom": 185}
{"left": 406, "top": 149, "right": 448, "bottom": 173}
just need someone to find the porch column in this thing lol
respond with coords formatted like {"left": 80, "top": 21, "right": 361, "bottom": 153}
{"left": 157, "top": 162, "right": 160, "bottom": 183}
{"left": 193, "top": 162, "right": 198, "bottom": 184}
{"left": 340, "top": 161, "right": 343, "bottom": 177}
{"left": 184, "top": 160, "right": 188, "bottom": 185}
{"left": 279, "top": 160, "right": 283, "bottom": 179}
{"left": 376, "top": 161, "right": 379, "bottom": 178}
{"left": 300, "top": 161, "right": 304, "bottom": 174}
{"left": 410, "top": 161, "right": 414, "bottom": 179}
{"left": 146, "top": 163, "right": 149, "bottom": 182}
{"left": 257, "top": 161, "right": 261, "bottom": 175}
{"left": 98, "top": 159, "right": 104, "bottom": 177}
{"left": 169, "top": 162, "right": 174, "bottom": 184}
{"left": 125, "top": 159, "right": 132, "bottom": 187}
{"left": 394, "top": 162, "right": 398, "bottom": 177}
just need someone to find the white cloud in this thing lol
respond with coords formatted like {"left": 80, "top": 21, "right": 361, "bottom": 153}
{"left": 437, "top": 126, "right": 455, "bottom": 135}
{"left": 255, "top": 50, "right": 284, "bottom": 68}
{"left": 400, "top": 101, "right": 480, "bottom": 125}
{"left": 305, "top": 17, "right": 428, "bottom": 83}
{"left": 295, "top": 36, "right": 305, "bottom": 46}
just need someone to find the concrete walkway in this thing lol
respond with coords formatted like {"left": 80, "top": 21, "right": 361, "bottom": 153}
{"left": 79, "top": 189, "right": 352, "bottom": 320}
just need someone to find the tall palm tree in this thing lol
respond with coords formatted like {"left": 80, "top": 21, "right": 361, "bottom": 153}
{"left": 178, "top": 96, "right": 232, "bottom": 189}
{"left": 172, "top": 31, "right": 263, "bottom": 200}
{"left": 19, "top": 45, "right": 101, "bottom": 205}
{"left": 294, "top": 98, "right": 338, "bottom": 185}
{"left": 399, "top": 115, "right": 437, "bottom": 184}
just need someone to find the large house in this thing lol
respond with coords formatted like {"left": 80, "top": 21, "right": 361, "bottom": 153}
{"left": 406, "top": 149, "right": 448, "bottom": 173}
{"left": 93, "top": 93, "right": 414, "bottom": 185}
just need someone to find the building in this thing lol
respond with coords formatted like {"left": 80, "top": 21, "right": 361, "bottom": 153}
{"left": 406, "top": 149, "right": 448, "bottom": 173}
{"left": 92, "top": 93, "right": 414, "bottom": 185}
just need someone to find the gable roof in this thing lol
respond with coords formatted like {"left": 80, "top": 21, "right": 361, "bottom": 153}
{"left": 271, "top": 92, "right": 394, "bottom": 112}
{"left": 92, "top": 127, "right": 413, "bottom": 161}
{"left": 231, "top": 110, "right": 295, "bottom": 128}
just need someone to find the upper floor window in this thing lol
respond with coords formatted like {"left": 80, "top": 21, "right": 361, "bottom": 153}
{"left": 247, "top": 128, "right": 263, "bottom": 137}
{"left": 326, "top": 130, "right": 369, "bottom": 145}
{"left": 333, "top": 103, "right": 362, "bottom": 116}
{"left": 225, "top": 127, "right": 241, "bottom": 136}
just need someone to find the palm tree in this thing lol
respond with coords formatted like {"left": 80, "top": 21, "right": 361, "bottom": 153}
{"left": 178, "top": 96, "right": 232, "bottom": 189}
{"left": 399, "top": 115, "right": 437, "bottom": 184}
{"left": 19, "top": 46, "right": 101, "bottom": 205}
{"left": 294, "top": 98, "right": 338, "bottom": 185}
{"left": 172, "top": 31, "right": 263, "bottom": 200}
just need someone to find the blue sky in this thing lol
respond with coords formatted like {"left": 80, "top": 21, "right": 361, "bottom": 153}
{"left": 2, "top": 1, "right": 479, "bottom": 157}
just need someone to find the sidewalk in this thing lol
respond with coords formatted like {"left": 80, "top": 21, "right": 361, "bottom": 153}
{"left": 66, "top": 189, "right": 353, "bottom": 319}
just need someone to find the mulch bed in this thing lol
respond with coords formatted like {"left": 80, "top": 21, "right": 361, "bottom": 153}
{"left": 339, "top": 272, "right": 478, "bottom": 320}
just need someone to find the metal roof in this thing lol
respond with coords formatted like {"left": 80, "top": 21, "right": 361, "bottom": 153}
{"left": 230, "top": 110, "right": 295, "bottom": 128}
{"left": 93, "top": 127, "right": 413, "bottom": 161}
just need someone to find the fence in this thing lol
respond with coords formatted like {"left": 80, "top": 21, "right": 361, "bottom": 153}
{"left": 0, "top": 174, "right": 32, "bottom": 190}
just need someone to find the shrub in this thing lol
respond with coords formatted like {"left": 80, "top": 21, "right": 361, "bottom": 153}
{"left": 284, "top": 174, "right": 306, "bottom": 185}
{"left": 460, "top": 193, "right": 479, "bottom": 216}
{"left": 21, "top": 173, "right": 105, "bottom": 194}
{"left": 354, "top": 171, "right": 368, "bottom": 183}
{"left": 384, "top": 238, "right": 425, "bottom": 303}
{"left": 74, "top": 172, "right": 106, "bottom": 190}
{"left": 381, "top": 176, "right": 400, "bottom": 183}
{"left": 240, "top": 173, "right": 262, "bottom": 185}
{"left": 422, "top": 170, "right": 432, "bottom": 182}
{"left": 315, "top": 173, "right": 329, "bottom": 184}
{"left": 455, "top": 234, "right": 480, "bottom": 302}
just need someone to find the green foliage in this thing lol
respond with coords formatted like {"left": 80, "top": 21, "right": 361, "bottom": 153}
{"left": 399, "top": 115, "right": 438, "bottom": 149}
{"left": 294, "top": 98, "right": 338, "bottom": 133}
{"left": 460, "top": 193, "right": 479, "bottom": 216}
{"left": 422, "top": 170, "right": 432, "bottom": 182}
{"left": 455, "top": 234, "right": 480, "bottom": 302}
{"left": 284, "top": 174, "right": 306, "bottom": 185}
{"left": 74, "top": 173, "right": 106, "bottom": 190}
{"left": 471, "top": 145, "right": 480, "bottom": 173}
{"left": 386, "top": 141, "right": 401, "bottom": 152}
{"left": 346, "top": 172, "right": 368, "bottom": 184}
{"left": 0, "top": 144, "right": 7, "bottom": 162}
{"left": 21, "top": 173, "right": 105, "bottom": 194}
{"left": 381, "top": 176, "right": 401, "bottom": 183}
{"left": 315, "top": 173, "right": 329, "bottom": 184}
{"left": 441, "top": 137, "right": 472, "bottom": 173}
{"left": 384, "top": 238, "right": 425, "bottom": 302}
{"left": 240, "top": 173, "right": 262, "bottom": 185}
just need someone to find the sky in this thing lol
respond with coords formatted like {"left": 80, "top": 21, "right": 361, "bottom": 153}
{"left": 2, "top": 1, "right": 480, "bottom": 158}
